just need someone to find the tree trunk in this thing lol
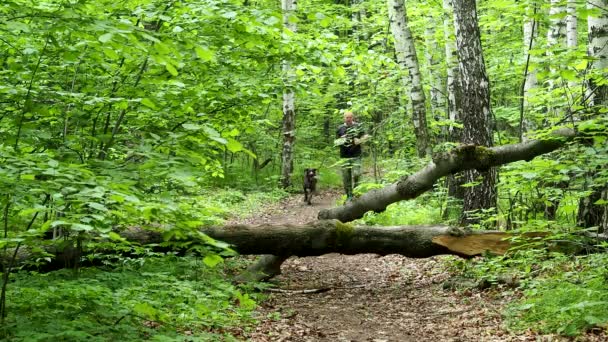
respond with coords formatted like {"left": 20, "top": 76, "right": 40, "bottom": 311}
{"left": 387, "top": 0, "right": 431, "bottom": 157}
{"left": 577, "top": 0, "right": 608, "bottom": 233}
{"left": 521, "top": 3, "right": 538, "bottom": 138}
{"left": 452, "top": 0, "right": 497, "bottom": 226}
{"left": 566, "top": 0, "right": 577, "bottom": 49}
{"left": 442, "top": 0, "right": 464, "bottom": 206}
{"left": 126, "top": 221, "right": 530, "bottom": 258}
{"left": 280, "top": 0, "right": 297, "bottom": 189}
{"left": 546, "top": 0, "right": 566, "bottom": 91}
{"left": 424, "top": 23, "right": 445, "bottom": 128}
{"left": 586, "top": 0, "right": 608, "bottom": 106}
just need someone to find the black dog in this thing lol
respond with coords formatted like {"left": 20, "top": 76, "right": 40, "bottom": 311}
{"left": 303, "top": 168, "right": 318, "bottom": 205}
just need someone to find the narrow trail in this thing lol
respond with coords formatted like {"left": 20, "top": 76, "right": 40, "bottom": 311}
{"left": 232, "top": 191, "right": 583, "bottom": 342}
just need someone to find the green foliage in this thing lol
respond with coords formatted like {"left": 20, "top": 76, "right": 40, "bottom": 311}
{"left": 361, "top": 193, "right": 443, "bottom": 226}
{"left": 505, "top": 253, "right": 608, "bottom": 336}
{"left": 3, "top": 256, "right": 264, "bottom": 341}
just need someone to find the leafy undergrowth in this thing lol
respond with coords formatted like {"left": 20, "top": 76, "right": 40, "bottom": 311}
{"left": 0, "top": 187, "right": 287, "bottom": 342}
{"left": 176, "top": 188, "right": 288, "bottom": 226}
{"left": 3, "top": 256, "right": 263, "bottom": 341}
{"left": 453, "top": 248, "right": 608, "bottom": 338}
{"left": 504, "top": 252, "right": 608, "bottom": 336}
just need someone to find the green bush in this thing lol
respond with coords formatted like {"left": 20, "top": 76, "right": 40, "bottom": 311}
{"left": 3, "top": 256, "right": 263, "bottom": 341}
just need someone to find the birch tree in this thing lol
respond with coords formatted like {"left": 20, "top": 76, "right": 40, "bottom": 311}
{"left": 387, "top": 0, "right": 431, "bottom": 157}
{"left": 577, "top": 0, "right": 608, "bottom": 233}
{"left": 520, "top": 2, "right": 539, "bottom": 139}
{"left": 565, "top": 0, "right": 578, "bottom": 92}
{"left": 586, "top": 0, "right": 608, "bottom": 106}
{"left": 424, "top": 22, "right": 445, "bottom": 126}
{"left": 566, "top": 0, "right": 577, "bottom": 49}
{"left": 280, "top": 0, "right": 297, "bottom": 189}
{"left": 443, "top": 0, "right": 464, "bottom": 203}
{"left": 546, "top": 0, "right": 566, "bottom": 91}
{"left": 452, "top": 0, "right": 497, "bottom": 225}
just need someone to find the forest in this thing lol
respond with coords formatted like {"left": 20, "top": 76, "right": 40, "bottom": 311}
{"left": 0, "top": 0, "right": 607, "bottom": 340}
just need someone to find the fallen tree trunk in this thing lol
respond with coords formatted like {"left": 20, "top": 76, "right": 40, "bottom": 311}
{"left": 120, "top": 221, "right": 603, "bottom": 282}
{"left": 125, "top": 221, "right": 510, "bottom": 258}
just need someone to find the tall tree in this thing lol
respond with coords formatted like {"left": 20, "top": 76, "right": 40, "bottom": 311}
{"left": 577, "top": 0, "right": 608, "bottom": 233}
{"left": 443, "top": 0, "right": 464, "bottom": 206}
{"left": 586, "top": 0, "right": 608, "bottom": 106}
{"left": 566, "top": 0, "right": 577, "bottom": 49}
{"left": 387, "top": 0, "right": 431, "bottom": 157}
{"left": 546, "top": 0, "right": 566, "bottom": 91}
{"left": 424, "top": 22, "right": 445, "bottom": 126}
{"left": 452, "top": 0, "right": 497, "bottom": 225}
{"left": 520, "top": 2, "right": 539, "bottom": 139}
{"left": 280, "top": 0, "right": 297, "bottom": 189}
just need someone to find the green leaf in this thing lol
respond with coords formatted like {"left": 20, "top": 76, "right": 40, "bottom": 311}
{"left": 182, "top": 123, "right": 201, "bottom": 131}
{"left": 48, "top": 160, "right": 59, "bottom": 167}
{"left": 203, "top": 254, "right": 224, "bottom": 267}
{"left": 103, "top": 47, "right": 120, "bottom": 59}
{"left": 165, "top": 63, "right": 178, "bottom": 76}
{"left": 133, "top": 303, "right": 158, "bottom": 318}
{"left": 195, "top": 46, "right": 214, "bottom": 61}
{"left": 108, "top": 232, "right": 123, "bottom": 241}
{"left": 522, "top": 172, "right": 537, "bottom": 180}
{"left": 71, "top": 223, "right": 94, "bottom": 232}
{"left": 140, "top": 98, "right": 156, "bottom": 109}
{"left": 98, "top": 33, "right": 113, "bottom": 43}
{"left": 226, "top": 139, "right": 243, "bottom": 153}
{"left": 6, "top": 21, "right": 30, "bottom": 33}
{"left": 20, "top": 174, "right": 35, "bottom": 180}
{"left": 87, "top": 202, "right": 108, "bottom": 211}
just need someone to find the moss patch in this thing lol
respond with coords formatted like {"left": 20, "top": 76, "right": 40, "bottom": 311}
{"left": 335, "top": 221, "right": 354, "bottom": 245}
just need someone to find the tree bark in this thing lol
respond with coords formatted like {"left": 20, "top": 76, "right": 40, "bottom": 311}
{"left": 280, "top": 0, "right": 297, "bottom": 189}
{"left": 387, "top": 0, "right": 431, "bottom": 157}
{"left": 424, "top": 23, "right": 445, "bottom": 127}
{"left": 127, "top": 221, "right": 519, "bottom": 258}
{"left": 442, "top": 0, "right": 464, "bottom": 205}
{"left": 452, "top": 0, "right": 497, "bottom": 226}
{"left": 521, "top": 3, "right": 538, "bottom": 138}
{"left": 577, "top": 0, "right": 608, "bottom": 233}
{"left": 546, "top": 0, "right": 566, "bottom": 91}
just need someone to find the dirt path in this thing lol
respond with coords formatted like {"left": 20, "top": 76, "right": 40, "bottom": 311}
{"left": 232, "top": 191, "right": 583, "bottom": 342}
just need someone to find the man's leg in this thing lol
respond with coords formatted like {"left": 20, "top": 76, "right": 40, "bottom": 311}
{"left": 341, "top": 159, "right": 353, "bottom": 199}
{"left": 352, "top": 157, "right": 362, "bottom": 191}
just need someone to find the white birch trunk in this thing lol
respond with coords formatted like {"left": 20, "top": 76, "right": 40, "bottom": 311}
{"left": 578, "top": 0, "right": 608, "bottom": 235}
{"left": 424, "top": 23, "right": 445, "bottom": 126}
{"left": 280, "top": 0, "right": 297, "bottom": 189}
{"left": 443, "top": 0, "right": 460, "bottom": 142}
{"left": 522, "top": 4, "right": 538, "bottom": 111}
{"left": 387, "top": 0, "right": 431, "bottom": 157}
{"left": 566, "top": 0, "right": 577, "bottom": 49}
{"left": 566, "top": 0, "right": 578, "bottom": 91}
{"left": 547, "top": 0, "right": 566, "bottom": 90}
{"left": 587, "top": 0, "right": 608, "bottom": 106}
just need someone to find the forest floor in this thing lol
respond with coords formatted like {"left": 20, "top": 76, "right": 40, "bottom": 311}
{"left": 230, "top": 190, "right": 604, "bottom": 342}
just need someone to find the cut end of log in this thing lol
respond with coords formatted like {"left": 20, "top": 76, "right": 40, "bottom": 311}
{"left": 432, "top": 232, "right": 511, "bottom": 256}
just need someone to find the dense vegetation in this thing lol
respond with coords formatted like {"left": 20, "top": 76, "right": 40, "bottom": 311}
{"left": 1, "top": 0, "right": 607, "bottom": 340}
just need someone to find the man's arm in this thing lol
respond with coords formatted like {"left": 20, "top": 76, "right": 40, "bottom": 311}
{"left": 354, "top": 125, "right": 370, "bottom": 145}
